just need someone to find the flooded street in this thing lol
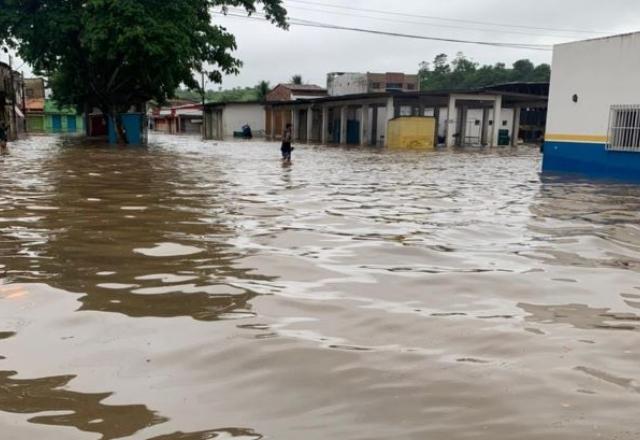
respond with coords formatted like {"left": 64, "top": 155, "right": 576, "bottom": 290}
{"left": 2, "top": 134, "right": 640, "bottom": 439}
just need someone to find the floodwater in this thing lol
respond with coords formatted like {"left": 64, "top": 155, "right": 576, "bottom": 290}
{"left": 1, "top": 134, "right": 640, "bottom": 440}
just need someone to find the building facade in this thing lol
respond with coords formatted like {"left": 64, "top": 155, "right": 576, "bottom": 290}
{"left": 327, "top": 72, "right": 419, "bottom": 96}
{"left": 0, "top": 62, "right": 25, "bottom": 140}
{"left": 44, "top": 101, "right": 84, "bottom": 133}
{"left": 266, "top": 89, "right": 545, "bottom": 148}
{"left": 265, "top": 83, "right": 327, "bottom": 140}
{"left": 204, "top": 101, "right": 265, "bottom": 140}
{"left": 150, "top": 102, "right": 203, "bottom": 135}
{"left": 543, "top": 32, "right": 640, "bottom": 179}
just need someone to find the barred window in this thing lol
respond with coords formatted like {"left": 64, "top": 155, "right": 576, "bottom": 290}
{"left": 608, "top": 105, "right": 640, "bottom": 152}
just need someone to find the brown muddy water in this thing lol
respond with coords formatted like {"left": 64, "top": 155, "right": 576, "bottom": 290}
{"left": 1, "top": 134, "right": 640, "bottom": 440}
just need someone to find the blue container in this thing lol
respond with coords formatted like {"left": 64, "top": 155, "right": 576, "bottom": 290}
{"left": 108, "top": 113, "right": 145, "bottom": 144}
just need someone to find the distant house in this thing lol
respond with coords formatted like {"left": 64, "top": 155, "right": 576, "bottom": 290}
{"left": 150, "top": 102, "right": 203, "bottom": 135}
{"left": 265, "top": 84, "right": 327, "bottom": 102}
{"left": 265, "top": 83, "right": 327, "bottom": 140}
{"left": 44, "top": 100, "right": 84, "bottom": 133}
{"left": 203, "top": 101, "right": 265, "bottom": 140}
{"left": 25, "top": 98, "right": 46, "bottom": 132}
{"left": 24, "top": 78, "right": 45, "bottom": 100}
{"left": 327, "top": 72, "right": 419, "bottom": 96}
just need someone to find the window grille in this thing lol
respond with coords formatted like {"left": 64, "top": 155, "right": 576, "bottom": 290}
{"left": 607, "top": 105, "right": 640, "bottom": 152}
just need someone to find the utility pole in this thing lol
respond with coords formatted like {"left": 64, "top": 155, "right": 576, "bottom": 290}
{"left": 201, "top": 70, "right": 206, "bottom": 140}
{"left": 21, "top": 72, "right": 27, "bottom": 134}
{"left": 8, "top": 55, "right": 17, "bottom": 140}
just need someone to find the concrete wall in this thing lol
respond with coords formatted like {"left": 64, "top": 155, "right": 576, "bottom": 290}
{"left": 327, "top": 73, "right": 368, "bottom": 97}
{"left": 222, "top": 103, "right": 265, "bottom": 138}
{"left": 546, "top": 33, "right": 640, "bottom": 139}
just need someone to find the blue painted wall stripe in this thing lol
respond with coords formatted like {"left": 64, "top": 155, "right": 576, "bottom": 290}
{"left": 543, "top": 141, "right": 640, "bottom": 181}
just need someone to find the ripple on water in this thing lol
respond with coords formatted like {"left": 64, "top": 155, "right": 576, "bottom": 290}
{"left": 2, "top": 136, "right": 640, "bottom": 439}
{"left": 133, "top": 242, "right": 204, "bottom": 257}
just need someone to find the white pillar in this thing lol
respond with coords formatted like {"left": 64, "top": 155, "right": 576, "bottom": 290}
{"left": 306, "top": 106, "right": 313, "bottom": 143}
{"left": 321, "top": 106, "right": 328, "bottom": 144}
{"left": 360, "top": 104, "right": 369, "bottom": 146}
{"left": 459, "top": 106, "right": 468, "bottom": 146}
{"left": 492, "top": 95, "right": 503, "bottom": 147}
{"left": 385, "top": 97, "right": 394, "bottom": 147}
{"left": 512, "top": 107, "right": 521, "bottom": 147}
{"left": 340, "top": 106, "right": 347, "bottom": 145}
{"left": 446, "top": 95, "right": 456, "bottom": 147}
{"left": 481, "top": 107, "right": 490, "bottom": 146}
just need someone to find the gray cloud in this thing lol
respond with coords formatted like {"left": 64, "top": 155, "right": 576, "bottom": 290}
{"left": 217, "top": 0, "right": 640, "bottom": 88}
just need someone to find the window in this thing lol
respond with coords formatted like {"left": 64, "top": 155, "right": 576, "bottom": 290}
{"left": 608, "top": 105, "right": 640, "bottom": 152}
{"left": 372, "top": 82, "right": 382, "bottom": 89}
{"left": 26, "top": 89, "right": 34, "bottom": 98}
{"left": 407, "top": 83, "right": 416, "bottom": 90}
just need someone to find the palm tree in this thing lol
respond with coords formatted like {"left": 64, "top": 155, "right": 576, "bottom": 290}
{"left": 256, "top": 80, "right": 270, "bottom": 101}
{"left": 290, "top": 74, "right": 303, "bottom": 85}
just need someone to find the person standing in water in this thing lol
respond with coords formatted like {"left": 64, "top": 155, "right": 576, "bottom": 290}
{"left": 281, "top": 123, "right": 294, "bottom": 164}
{"left": 0, "top": 121, "right": 8, "bottom": 151}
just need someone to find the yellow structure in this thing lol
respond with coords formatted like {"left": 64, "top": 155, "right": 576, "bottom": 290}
{"left": 386, "top": 116, "right": 436, "bottom": 149}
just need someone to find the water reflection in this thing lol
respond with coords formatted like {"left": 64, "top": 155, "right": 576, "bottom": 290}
{"left": 0, "top": 370, "right": 166, "bottom": 439}
{"left": 0, "top": 142, "right": 275, "bottom": 321}
{"left": 519, "top": 303, "right": 640, "bottom": 331}
{"left": 148, "top": 428, "right": 263, "bottom": 440}
{"left": 4, "top": 137, "right": 640, "bottom": 438}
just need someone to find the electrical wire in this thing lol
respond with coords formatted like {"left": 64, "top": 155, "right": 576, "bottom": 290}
{"left": 285, "top": 0, "right": 609, "bottom": 35}
{"left": 214, "top": 11, "right": 553, "bottom": 51}
{"left": 283, "top": 3, "right": 586, "bottom": 39}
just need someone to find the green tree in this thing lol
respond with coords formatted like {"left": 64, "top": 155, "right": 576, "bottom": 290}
{"left": 0, "top": 0, "right": 287, "bottom": 143}
{"left": 420, "top": 53, "right": 551, "bottom": 91}
{"left": 512, "top": 59, "right": 535, "bottom": 81}
{"left": 290, "top": 74, "right": 303, "bottom": 85}
{"left": 532, "top": 63, "right": 551, "bottom": 82}
{"left": 256, "top": 80, "right": 271, "bottom": 101}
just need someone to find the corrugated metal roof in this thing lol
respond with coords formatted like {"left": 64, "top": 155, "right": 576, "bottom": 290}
{"left": 279, "top": 84, "right": 326, "bottom": 92}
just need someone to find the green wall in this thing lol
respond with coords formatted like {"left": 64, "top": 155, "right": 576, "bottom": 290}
{"left": 27, "top": 114, "right": 45, "bottom": 132}
{"left": 44, "top": 114, "right": 84, "bottom": 134}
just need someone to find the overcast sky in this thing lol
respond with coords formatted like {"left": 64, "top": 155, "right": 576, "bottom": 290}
{"left": 2, "top": 0, "right": 639, "bottom": 91}
{"left": 213, "top": 0, "right": 640, "bottom": 89}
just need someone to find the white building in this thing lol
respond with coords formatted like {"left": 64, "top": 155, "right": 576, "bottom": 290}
{"left": 543, "top": 31, "right": 640, "bottom": 178}
{"left": 204, "top": 101, "right": 266, "bottom": 140}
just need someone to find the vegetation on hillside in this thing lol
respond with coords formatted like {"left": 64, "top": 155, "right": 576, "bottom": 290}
{"left": 419, "top": 53, "right": 551, "bottom": 91}
{"left": 174, "top": 86, "right": 262, "bottom": 103}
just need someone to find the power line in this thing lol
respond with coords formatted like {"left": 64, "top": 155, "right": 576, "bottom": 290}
{"left": 284, "top": 3, "right": 583, "bottom": 39}
{"left": 285, "top": 0, "right": 609, "bottom": 35}
{"left": 214, "top": 11, "right": 552, "bottom": 51}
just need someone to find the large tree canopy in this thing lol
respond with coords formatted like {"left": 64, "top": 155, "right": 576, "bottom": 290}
{"left": 419, "top": 53, "right": 551, "bottom": 91}
{"left": 0, "top": 0, "right": 287, "bottom": 140}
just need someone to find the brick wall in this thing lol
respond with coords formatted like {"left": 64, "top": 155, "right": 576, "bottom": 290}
{"left": 266, "top": 85, "right": 292, "bottom": 102}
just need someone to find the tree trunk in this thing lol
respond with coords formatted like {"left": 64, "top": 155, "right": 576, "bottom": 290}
{"left": 104, "top": 105, "right": 128, "bottom": 145}
{"left": 114, "top": 113, "right": 128, "bottom": 145}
